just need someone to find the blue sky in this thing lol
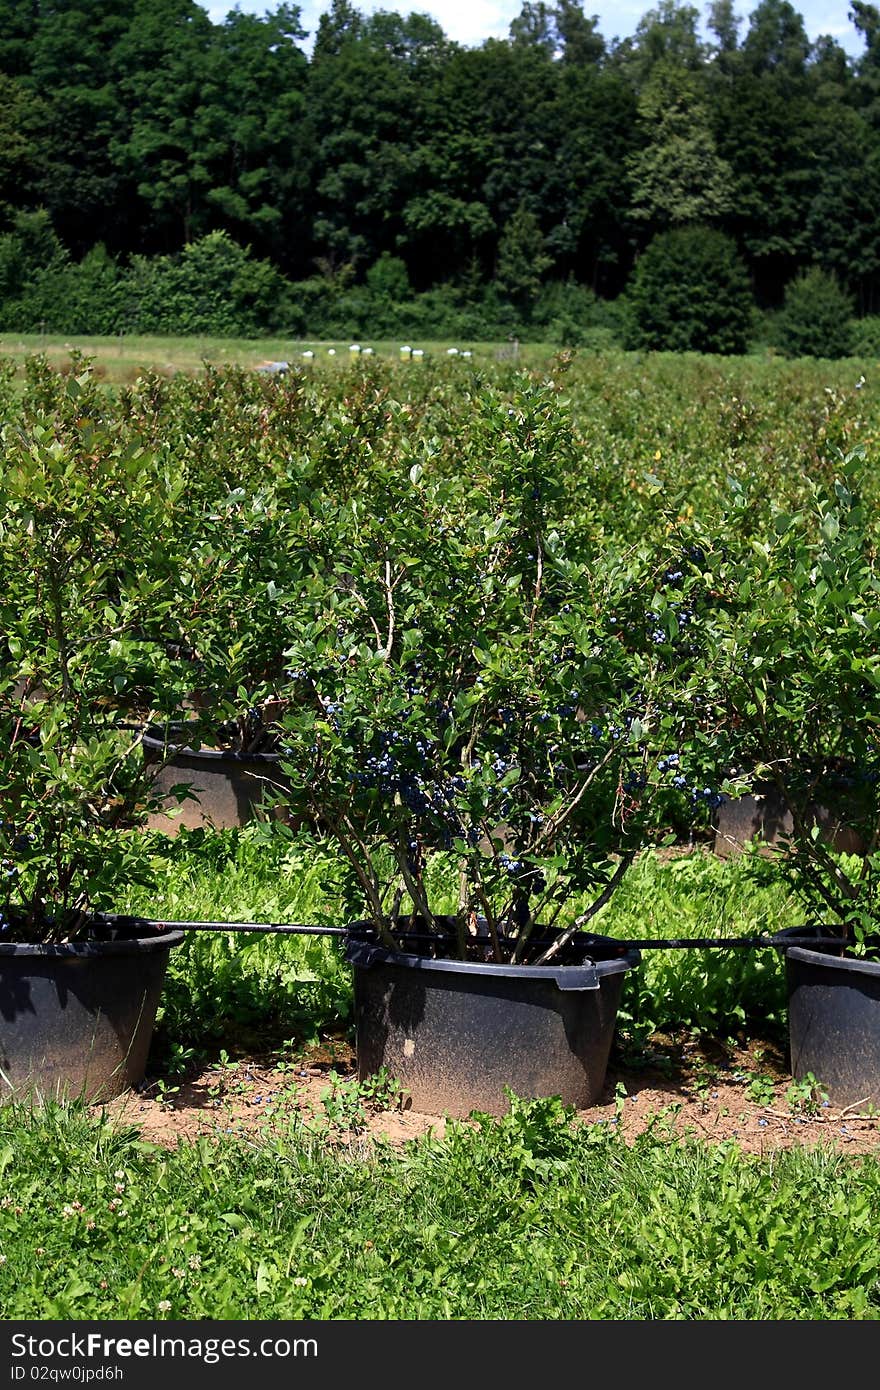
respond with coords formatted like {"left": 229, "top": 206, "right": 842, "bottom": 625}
{"left": 201, "top": 1, "right": 866, "bottom": 56}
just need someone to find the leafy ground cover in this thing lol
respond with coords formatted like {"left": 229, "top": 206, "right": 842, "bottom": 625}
{"left": 1, "top": 1092, "right": 879, "bottom": 1320}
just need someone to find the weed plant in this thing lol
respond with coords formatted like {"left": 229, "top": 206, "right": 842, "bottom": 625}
{"left": 118, "top": 827, "right": 353, "bottom": 1061}
{"left": 595, "top": 849, "right": 799, "bottom": 1044}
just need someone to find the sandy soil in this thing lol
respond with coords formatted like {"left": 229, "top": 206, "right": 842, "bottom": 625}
{"left": 105, "top": 1033, "right": 880, "bottom": 1158}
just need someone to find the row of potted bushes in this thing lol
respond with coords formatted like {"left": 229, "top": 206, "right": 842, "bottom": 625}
{"left": 1, "top": 370, "right": 878, "bottom": 1118}
{"left": 3, "top": 671, "right": 878, "bottom": 1120}
{"left": 146, "top": 723, "right": 880, "bottom": 1117}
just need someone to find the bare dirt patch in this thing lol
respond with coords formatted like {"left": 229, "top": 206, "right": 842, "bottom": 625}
{"left": 105, "top": 1032, "right": 880, "bottom": 1158}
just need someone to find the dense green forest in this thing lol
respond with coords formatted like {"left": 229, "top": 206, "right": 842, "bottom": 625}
{"left": 1, "top": 0, "right": 879, "bottom": 349}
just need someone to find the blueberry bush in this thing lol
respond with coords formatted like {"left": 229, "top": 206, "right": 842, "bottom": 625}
{"left": 1, "top": 347, "right": 878, "bottom": 960}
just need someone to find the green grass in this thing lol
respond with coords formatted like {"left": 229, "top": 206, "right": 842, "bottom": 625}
{"left": 4, "top": 333, "right": 880, "bottom": 386}
{"left": 9, "top": 331, "right": 877, "bottom": 390}
{"left": 0, "top": 1094, "right": 877, "bottom": 1319}
{"left": 0, "top": 333, "right": 558, "bottom": 383}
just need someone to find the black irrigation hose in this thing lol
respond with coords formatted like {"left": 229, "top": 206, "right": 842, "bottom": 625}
{"left": 139, "top": 919, "right": 529, "bottom": 949}
{"left": 582, "top": 934, "right": 851, "bottom": 951}
{"left": 137, "top": 918, "right": 849, "bottom": 953}
{"left": 141, "top": 918, "right": 350, "bottom": 938}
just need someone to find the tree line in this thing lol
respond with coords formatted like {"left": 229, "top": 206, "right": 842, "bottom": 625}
{"left": 1, "top": 0, "right": 879, "bottom": 348}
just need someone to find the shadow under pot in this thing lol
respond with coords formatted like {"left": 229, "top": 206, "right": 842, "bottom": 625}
{"left": 345, "top": 922, "right": 640, "bottom": 1118}
{"left": 141, "top": 722, "right": 292, "bottom": 833}
{"left": 0, "top": 919, "right": 184, "bottom": 1104}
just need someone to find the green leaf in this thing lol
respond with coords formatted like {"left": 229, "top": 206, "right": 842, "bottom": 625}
{"left": 221, "top": 1213, "right": 247, "bottom": 1230}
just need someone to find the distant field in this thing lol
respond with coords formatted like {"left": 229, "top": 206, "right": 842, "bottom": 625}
{"left": 0, "top": 333, "right": 558, "bottom": 383}
{"left": 2, "top": 332, "right": 879, "bottom": 388}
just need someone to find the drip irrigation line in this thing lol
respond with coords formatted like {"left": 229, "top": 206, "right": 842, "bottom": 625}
{"left": 604, "top": 934, "right": 851, "bottom": 951}
{"left": 137, "top": 918, "right": 849, "bottom": 953}
{"left": 141, "top": 918, "right": 349, "bottom": 937}
{"left": 140, "top": 918, "right": 516, "bottom": 946}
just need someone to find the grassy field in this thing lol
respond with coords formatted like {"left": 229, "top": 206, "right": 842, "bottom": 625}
{"left": 1, "top": 331, "right": 877, "bottom": 387}
{"left": 1, "top": 1092, "right": 878, "bottom": 1319}
{"left": 0, "top": 333, "right": 554, "bottom": 382}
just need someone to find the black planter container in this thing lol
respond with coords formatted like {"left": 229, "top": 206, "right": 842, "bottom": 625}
{"left": 714, "top": 786, "right": 864, "bottom": 859}
{"left": 780, "top": 925, "right": 880, "bottom": 1110}
{"left": 345, "top": 926, "right": 639, "bottom": 1118}
{"left": 142, "top": 723, "right": 290, "bottom": 833}
{"left": 0, "top": 921, "right": 184, "bottom": 1103}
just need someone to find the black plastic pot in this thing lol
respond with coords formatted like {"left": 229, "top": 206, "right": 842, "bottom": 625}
{"left": 714, "top": 786, "right": 864, "bottom": 859}
{"left": 0, "top": 921, "right": 184, "bottom": 1104}
{"left": 142, "top": 723, "right": 291, "bottom": 833}
{"left": 780, "top": 925, "right": 880, "bottom": 1110}
{"left": 345, "top": 925, "right": 639, "bottom": 1118}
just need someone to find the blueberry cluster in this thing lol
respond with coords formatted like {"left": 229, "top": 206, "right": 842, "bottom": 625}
{"left": 655, "top": 754, "right": 724, "bottom": 807}
{"left": 657, "top": 751, "right": 688, "bottom": 788}
{"left": 586, "top": 719, "right": 627, "bottom": 744}
{"left": 1, "top": 822, "right": 32, "bottom": 855}
{"left": 656, "top": 753, "right": 680, "bottom": 771}
{"left": 623, "top": 772, "right": 647, "bottom": 792}
{"left": 648, "top": 544, "right": 709, "bottom": 649}
{"left": 494, "top": 856, "right": 542, "bottom": 900}
{"left": 663, "top": 544, "right": 705, "bottom": 589}
{"left": 691, "top": 786, "right": 725, "bottom": 809}
{"left": 355, "top": 730, "right": 471, "bottom": 847}
{"left": 650, "top": 601, "right": 696, "bottom": 647}
{"left": 555, "top": 688, "right": 580, "bottom": 718}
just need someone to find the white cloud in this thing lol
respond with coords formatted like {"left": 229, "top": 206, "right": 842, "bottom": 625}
{"left": 361, "top": 0, "right": 513, "bottom": 46}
